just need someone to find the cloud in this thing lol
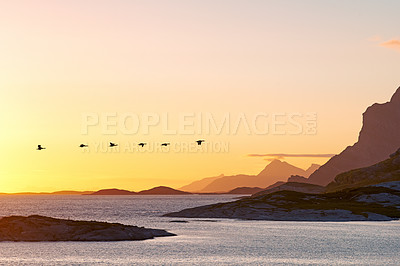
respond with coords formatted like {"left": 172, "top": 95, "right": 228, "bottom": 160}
{"left": 380, "top": 39, "right": 400, "bottom": 52}
{"left": 248, "top": 153, "right": 335, "bottom": 159}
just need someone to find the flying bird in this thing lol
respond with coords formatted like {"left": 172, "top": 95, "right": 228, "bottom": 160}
{"left": 109, "top": 142, "right": 118, "bottom": 147}
{"left": 196, "top": 140, "right": 205, "bottom": 145}
{"left": 161, "top": 143, "right": 170, "bottom": 146}
{"left": 138, "top": 143, "right": 146, "bottom": 147}
{"left": 37, "top": 145, "right": 46, "bottom": 150}
{"left": 79, "top": 144, "right": 88, "bottom": 148}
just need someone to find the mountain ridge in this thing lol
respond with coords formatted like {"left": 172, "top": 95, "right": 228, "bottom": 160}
{"left": 164, "top": 143, "right": 400, "bottom": 221}
{"left": 199, "top": 160, "right": 319, "bottom": 193}
{"left": 303, "top": 86, "right": 400, "bottom": 186}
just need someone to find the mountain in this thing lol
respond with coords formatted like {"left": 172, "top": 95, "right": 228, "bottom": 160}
{"left": 90, "top": 189, "right": 136, "bottom": 195}
{"left": 178, "top": 174, "right": 224, "bottom": 192}
{"left": 287, "top": 175, "right": 309, "bottom": 183}
{"left": 326, "top": 148, "right": 400, "bottom": 192}
{"left": 226, "top": 187, "right": 264, "bottom": 194}
{"left": 164, "top": 147, "right": 400, "bottom": 221}
{"left": 137, "top": 186, "right": 191, "bottom": 195}
{"left": 252, "top": 182, "right": 325, "bottom": 197}
{"left": 199, "top": 160, "right": 315, "bottom": 193}
{"left": 89, "top": 186, "right": 191, "bottom": 195}
{"left": 305, "top": 86, "right": 400, "bottom": 186}
{"left": 305, "top": 164, "right": 321, "bottom": 177}
{"left": 164, "top": 182, "right": 400, "bottom": 221}
{"left": 264, "top": 181, "right": 286, "bottom": 190}
{"left": 199, "top": 174, "right": 253, "bottom": 193}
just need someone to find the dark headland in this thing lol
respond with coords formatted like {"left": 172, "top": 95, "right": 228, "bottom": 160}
{"left": 0, "top": 215, "right": 175, "bottom": 242}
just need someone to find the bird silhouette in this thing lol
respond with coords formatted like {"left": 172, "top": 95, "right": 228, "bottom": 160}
{"left": 37, "top": 145, "right": 46, "bottom": 150}
{"left": 196, "top": 140, "right": 205, "bottom": 145}
{"left": 161, "top": 143, "right": 170, "bottom": 146}
{"left": 109, "top": 142, "right": 118, "bottom": 147}
{"left": 79, "top": 144, "right": 88, "bottom": 148}
{"left": 138, "top": 143, "right": 146, "bottom": 147}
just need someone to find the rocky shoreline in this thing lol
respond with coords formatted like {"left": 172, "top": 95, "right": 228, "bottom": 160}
{"left": 0, "top": 215, "right": 175, "bottom": 242}
{"left": 164, "top": 182, "right": 400, "bottom": 221}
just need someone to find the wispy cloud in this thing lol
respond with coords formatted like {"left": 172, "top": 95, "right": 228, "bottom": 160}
{"left": 380, "top": 39, "right": 400, "bottom": 52}
{"left": 248, "top": 153, "right": 335, "bottom": 160}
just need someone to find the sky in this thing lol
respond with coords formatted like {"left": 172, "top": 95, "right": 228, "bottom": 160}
{"left": 1, "top": 0, "right": 400, "bottom": 193}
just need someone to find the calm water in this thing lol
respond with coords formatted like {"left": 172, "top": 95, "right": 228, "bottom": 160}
{"left": 0, "top": 195, "right": 399, "bottom": 265}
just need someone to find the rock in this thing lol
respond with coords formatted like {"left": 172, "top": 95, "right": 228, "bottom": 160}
{"left": 287, "top": 175, "right": 309, "bottom": 183}
{"left": 252, "top": 182, "right": 326, "bottom": 197}
{"left": 164, "top": 185, "right": 400, "bottom": 221}
{"left": 0, "top": 215, "right": 175, "bottom": 242}
{"left": 226, "top": 187, "right": 264, "bottom": 194}
{"left": 306, "top": 86, "right": 400, "bottom": 186}
{"left": 390, "top": 148, "right": 400, "bottom": 158}
{"left": 326, "top": 148, "right": 400, "bottom": 192}
{"left": 165, "top": 150, "right": 400, "bottom": 221}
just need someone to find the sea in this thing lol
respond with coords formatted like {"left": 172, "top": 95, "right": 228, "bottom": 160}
{"left": 0, "top": 194, "right": 399, "bottom": 265}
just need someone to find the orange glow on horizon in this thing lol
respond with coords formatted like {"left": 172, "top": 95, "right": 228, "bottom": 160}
{"left": 1, "top": 1, "right": 400, "bottom": 193}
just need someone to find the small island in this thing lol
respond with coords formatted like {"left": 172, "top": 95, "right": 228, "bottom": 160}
{"left": 89, "top": 186, "right": 191, "bottom": 195}
{"left": 0, "top": 215, "right": 175, "bottom": 242}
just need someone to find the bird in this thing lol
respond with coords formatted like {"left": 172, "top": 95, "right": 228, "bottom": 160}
{"left": 109, "top": 142, "right": 118, "bottom": 147}
{"left": 138, "top": 143, "right": 146, "bottom": 147}
{"left": 79, "top": 144, "right": 88, "bottom": 148}
{"left": 161, "top": 143, "right": 170, "bottom": 146}
{"left": 37, "top": 145, "right": 46, "bottom": 150}
{"left": 196, "top": 140, "right": 205, "bottom": 145}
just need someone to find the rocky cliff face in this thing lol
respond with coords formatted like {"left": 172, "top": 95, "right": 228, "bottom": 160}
{"left": 307, "top": 87, "right": 400, "bottom": 186}
{"left": 326, "top": 148, "right": 400, "bottom": 192}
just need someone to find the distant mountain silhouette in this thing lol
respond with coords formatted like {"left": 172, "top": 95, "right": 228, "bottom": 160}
{"left": 178, "top": 174, "right": 225, "bottom": 192}
{"left": 198, "top": 160, "right": 318, "bottom": 193}
{"left": 90, "top": 189, "right": 136, "bottom": 195}
{"left": 89, "top": 186, "right": 190, "bottom": 195}
{"left": 136, "top": 186, "right": 191, "bottom": 195}
{"left": 304, "top": 86, "right": 400, "bottom": 186}
{"left": 304, "top": 164, "right": 321, "bottom": 177}
{"left": 226, "top": 187, "right": 264, "bottom": 194}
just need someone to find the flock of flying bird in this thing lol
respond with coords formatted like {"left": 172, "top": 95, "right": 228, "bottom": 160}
{"left": 36, "top": 140, "right": 205, "bottom": 150}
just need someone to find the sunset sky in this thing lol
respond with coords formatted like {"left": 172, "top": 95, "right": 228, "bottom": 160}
{"left": 1, "top": 0, "right": 400, "bottom": 193}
